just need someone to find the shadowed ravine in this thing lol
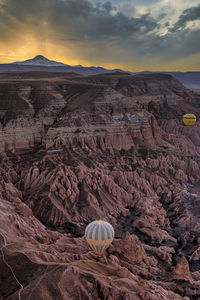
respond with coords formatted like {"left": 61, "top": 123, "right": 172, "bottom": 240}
{"left": 0, "top": 72, "right": 200, "bottom": 299}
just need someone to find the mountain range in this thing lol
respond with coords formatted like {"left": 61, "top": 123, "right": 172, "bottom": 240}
{"left": 12, "top": 55, "right": 67, "bottom": 67}
{"left": 0, "top": 55, "right": 199, "bottom": 91}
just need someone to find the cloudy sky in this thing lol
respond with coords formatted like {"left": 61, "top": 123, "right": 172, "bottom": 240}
{"left": 0, "top": 0, "right": 199, "bottom": 71}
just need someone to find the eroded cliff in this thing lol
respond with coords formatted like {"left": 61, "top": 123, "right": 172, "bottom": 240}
{"left": 0, "top": 72, "right": 200, "bottom": 299}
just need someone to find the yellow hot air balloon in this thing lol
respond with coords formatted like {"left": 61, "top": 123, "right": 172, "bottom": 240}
{"left": 182, "top": 114, "right": 196, "bottom": 128}
{"left": 85, "top": 220, "right": 114, "bottom": 257}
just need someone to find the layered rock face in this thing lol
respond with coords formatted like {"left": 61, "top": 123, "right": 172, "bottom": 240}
{"left": 0, "top": 72, "right": 200, "bottom": 299}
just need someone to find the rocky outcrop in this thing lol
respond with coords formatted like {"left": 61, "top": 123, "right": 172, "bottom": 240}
{"left": 0, "top": 72, "right": 200, "bottom": 299}
{"left": 171, "top": 256, "right": 192, "bottom": 281}
{"left": 2, "top": 73, "right": 200, "bottom": 154}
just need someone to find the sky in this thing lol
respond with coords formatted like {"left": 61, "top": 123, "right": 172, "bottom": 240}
{"left": 0, "top": 0, "right": 199, "bottom": 71}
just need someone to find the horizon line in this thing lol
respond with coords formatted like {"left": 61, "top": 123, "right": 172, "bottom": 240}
{"left": 0, "top": 55, "right": 199, "bottom": 73}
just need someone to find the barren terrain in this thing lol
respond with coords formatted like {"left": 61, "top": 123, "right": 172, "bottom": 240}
{"left": 0, "top": 72, "right": 200, "bottom": 299}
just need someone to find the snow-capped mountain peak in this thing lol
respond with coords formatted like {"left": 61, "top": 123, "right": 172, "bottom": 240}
{"left": 13, "top": 55, "right": 68, "bottom": 67}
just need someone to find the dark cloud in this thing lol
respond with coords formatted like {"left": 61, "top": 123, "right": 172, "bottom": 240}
{"left": 148, "top": 29, "right": 200, "bottom": 57}
{"left": 0, "top": 0, "right": 199, "bottom": 69}
{"left": 0, "top": 0, "right": 159, "bottom": 40}
{"left": 47, "top": 0, "right": 159, "bottom": 40}
{"left": 157, "top": 13, "right": 167, "bottom": 21}
{"left": 171, "top": 4, "right": 200, "bottom": 31}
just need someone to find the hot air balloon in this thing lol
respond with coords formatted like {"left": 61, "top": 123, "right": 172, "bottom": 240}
{"left": 85, "top": 220, "right": 114, "bottom": 257}
{"left": 182, "top": 114, "right": 196, "bottom": 128}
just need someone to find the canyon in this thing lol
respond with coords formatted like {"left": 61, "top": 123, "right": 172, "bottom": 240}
{"left": 0, "top": 71, "right": 200, "bottom": 299}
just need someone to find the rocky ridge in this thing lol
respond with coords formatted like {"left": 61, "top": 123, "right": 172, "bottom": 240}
{"left": 0, "top": 72, "right": 200, "bottom": 299}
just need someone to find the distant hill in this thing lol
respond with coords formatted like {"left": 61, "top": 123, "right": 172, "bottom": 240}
{"left": 166, "top": 72, "right": 200, "bottom": 91}
{"left": 138, "top": 71, "right": 200, "bottom": 91}
{"left": 0, "top": 55, "right": 124, "bottom": 76}
{"left": 0, "top": 71, "right": 81, "bottom": 79}
{"left": 0, "top": 55, "right": 199, "bottom": 89}
{"left": 12, "top": 55, "right": 67, "bottom": 67}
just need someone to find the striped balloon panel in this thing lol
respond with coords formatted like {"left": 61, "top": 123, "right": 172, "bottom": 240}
{"left": 182, "top": 114, "right": 196, "bottom": 127}
{"left": 89, "top": 244, "right": 108, "bottom": 256}
{"left": 85, "top": 222, "right": 114, "bottom": 242}
{"left": 85, "top": 221, "right": 114, "bottom": 256}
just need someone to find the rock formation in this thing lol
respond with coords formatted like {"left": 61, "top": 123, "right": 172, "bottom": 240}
{"left": 0, "top": 72, "right": 200, "bottom": 299}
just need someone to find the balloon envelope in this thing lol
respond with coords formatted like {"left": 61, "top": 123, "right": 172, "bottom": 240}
{"left": 182, "top": 114, "right": 196, "bottom": 128}
{"left": 85, "top": 220, "right": 114, "bottom": 256}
